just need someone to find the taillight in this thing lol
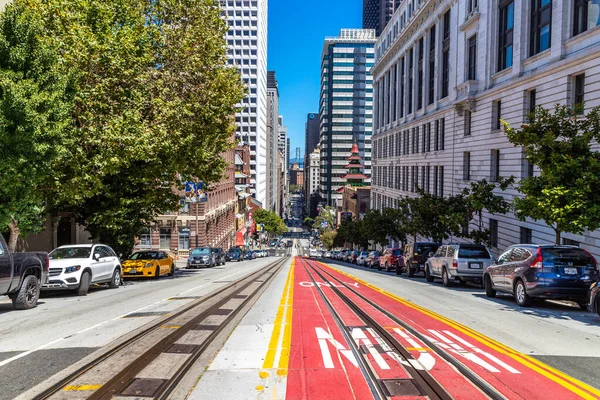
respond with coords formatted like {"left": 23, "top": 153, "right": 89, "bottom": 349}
{"left": 583, "top": 249, "right": 599, "bottom": 271}
{"left": 530, "top": 248, "right": 543, "bottom": 269}
{"left": 452, "top": 259, "right": 458, "bottom": 268}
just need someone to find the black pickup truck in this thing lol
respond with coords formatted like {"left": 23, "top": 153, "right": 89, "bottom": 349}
{"left": 0, "top": 233, "right": 49, "bottom": 309}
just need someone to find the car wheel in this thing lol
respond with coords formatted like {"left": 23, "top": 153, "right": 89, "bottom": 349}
{"left": 577, "top": 302, "right": 588, "bottom": 311}
{"left": 154, "top": 266, "right": 160, "bottom": 279}
{"left": 407, "top": 264, "right": 416, "bottom": 277}
{"left": 595, "top": 297, "right": 600, "bottom": 316}
{"left": 395, "top": 263, "right": 402, "bottom": 276}
{"left": 76, "top": 272, "right": 91, "bottom": 296}
{"left": 109, "top": 268, "right": 121, "bottom": 288}
{"left": 442, "top": 267, "right": 451, "bottom": 287}
{"left": 384, "top": 262, "right": 389, "bottom": 272}
{"left": 12, "top": 275, "right": 40, "bottom": 310}
{"left": 514, "top": 280, "right": 532, "bottom": 307}
{"left": 168, "top": 264, "right": 175, "bottom": 277}
{"left": 484, "top": 275, "right": 496, "bottom": 298}
{"left": 377, "top": 262, "right": 382, "bottom": 271}
{"left": 425, "top": 264, "right": 434, "bottom": 282}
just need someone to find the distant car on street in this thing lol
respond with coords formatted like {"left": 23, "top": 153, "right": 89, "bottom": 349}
{"left": 378, "top": 248, "right": 402, "bottom": 272}
{"left": 244, "top": 251, "right": 255, "bottom": 260}
{"left": 44, "top": 244, "right": 121, "bottom": 296}
{"left": 309, "top": 248, "right": 318, "bottom": 258}
{"left": 400, "top": 242, "right": 441, "bottom": 277}
{"left": 365, "top": 251, "right": 380, "bottom": 268}
{"left": 187, "top": 247, "right": 216, "bottom": 268}
{"left": 0, "top": 233, "right": 48, "bottom": 309}
{"left": 484, "top": 245, "right": 599, "bottom": 308}
{"left": 228, "top": 248, "right": 243, "bottom": 262}
{"left": 356, "top": 251, "right": 370, "bottom": 266}
{"left": 212, "top": 248, "right": 226, "bottom": 265}
{"left": 122, "top": 251, "right": 175, "bottom": 279}
{"left": 426, "top": 244, "right": 493, "bottom": 287}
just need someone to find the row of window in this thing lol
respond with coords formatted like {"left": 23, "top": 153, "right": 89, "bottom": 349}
{"left": 223, "top": 0, "right": 258, "bottom": 8}
{"left": 227, "top": 19, "right": 257, "bottom": 27}
{"left": 373, "top": 118, "right": 445, "bottom": 159}
{"left": 228, "top": 29, "right": 258, "bottom": 37}
{"left": 373, "top": 165, "right": 444, "bottom": 197}
{"left": 226, "top": 39, "right": 258, "bottom": 46}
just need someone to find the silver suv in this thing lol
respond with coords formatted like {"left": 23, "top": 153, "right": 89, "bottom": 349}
{"left": 425, "top": 243, "right": 494, "bottom": 287}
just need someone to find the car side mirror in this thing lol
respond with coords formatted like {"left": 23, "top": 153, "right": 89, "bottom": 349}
{"left": 428, "top": 252, "right": 434, "bottom": 258}
{"left": 94, "top": 253, "right": 101, "bottom": 261}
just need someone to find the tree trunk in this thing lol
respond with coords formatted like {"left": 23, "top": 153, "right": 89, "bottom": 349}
{"left": 8, "top": 217, "right": 20, "bottom": 253}
{"left": 553, "top": 225, "right": 561, "bottom": 245}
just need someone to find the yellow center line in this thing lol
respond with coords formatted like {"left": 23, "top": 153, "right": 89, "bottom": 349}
{"left": 63, "top": 384, "right": 103, "bottom": 391}
{"left": 277, "top": 261, "right": 295, "bottom": 374}
{"left": 319, "top": 261, "right": 600, "bottom": 400}
{"left": 262, "top": 259, "right": 295, "bottom": 370}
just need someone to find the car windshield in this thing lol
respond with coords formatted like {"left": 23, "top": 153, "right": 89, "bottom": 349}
{"left": 458, "top": 245, "right": 491, "bottom": 259}
{"left": 361, "top": 252, "right": 369, "bottom": 256}
{"left": 416, "top": 244, "right": 438, "bottom": 254}
{"left": 392, "top": 249, "right": 402, "bottom": 256}
{"left": 49, "top": 247, "right": 92, "bottom": 259}
{"left": 542, "top": 248, "right": 595, "bottom": 267}
{"left": 129, "top": 251, "right": 159, "bottom": 260}
{"left": 191, "top": 248, "right": 210, "bottom": 256}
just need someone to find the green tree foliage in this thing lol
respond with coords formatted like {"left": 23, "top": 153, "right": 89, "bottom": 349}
{"left": 314, "top": 206, "right": 335, "bottom": 233}
{"left": 253, "top": 209, "right": 287, "bottom": 238}
{"left": 460, "top": 177, "right": 514, "bottom": 246}
{"left": 320, "top": 230, "right": 336, "bottom": 250}
{"left": 505, "top": 104, "right": 600, "bottom": 244}
{"left": 0, "top": 1, "right": 76, "bottom": 251}
{"left": 334, "top": 218, "right": 367, "bottom": 249}
{"left": 0, "top": 0, "right": 244, "bottom": 254}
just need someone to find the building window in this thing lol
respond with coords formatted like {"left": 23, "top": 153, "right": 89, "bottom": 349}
{"left": 489, "top": 219, "right": 498, "bottom": 247}
{"left": 468, "top": 0, "right": 478, "bottom": 13}
{"left": 433, "top": 166, "right": 439, "bottom": 195}
{"left": 160, "top": 228, "right": 171, "bottom": 249}
{"left": 425, "top": 165, "right": 431, "bottom": 193}
{"left": 428, "top": 25, "right": 436, "bottom": 105}
{"left": 463, "top": 152, "right": 471, "bottom": 180}
{"left": 439, "top": 166, "right": 444, "bottom": 196}
{"left": 434, "top": 120, "right": 439, "bottom": 151}
{"left": 441, "top": 10, "right": 451, "bottom": 98}
{"left": 520, "top": 227, "right": 533, "bottom": 244}
{"left": 574, "top": 0, "right": 600, "bottom": 36}
{"left": 392, "top": 64, "right": 397, "bottom": 121}
{"left": 491, "top": 149, "right": 500, "bottom": 182}
{"left": 523, "top": 155, "right": 535, "bottom": 178}
{"left": 421, "top": 165, "right": 426, "bottom": 190}
{"left": 493, "top": 100, "right": 502, "bottom": 130}
{"left": 408, "top": 48, "right": 414, "bottom": 113}
{"left": 178, "top": 228, "right": 190, "bottom": 250}
{"left": 399, "top": 57, "right": 405, "bottom": 118}
{"left": 530, "top": 0, "right": 552, "bottom": 56}
{"left": 417, "top": 37, "right": 424, "bottom": 110}
{"left": 439, "top": 118, "right": 445, "bottom": 150}
{"left": 426, "top": 122, "right": 431, "bottom": 152}
{"left": 467, "top": 35, "right": 477, "bottom": 80}
{"left": 464, "top": 110, "right": 472, "bottom": 136}
{"left": 528, "top": 89, "right": 537, "bottom": 121}
{"left": 574, "top": 73, "right": 585, "bottom": 113}
{"left": 562, "top": 238, "right": 580, "bottom": 246}
{"left": 140, "top": 228, "right": 152, "bottom": 247}
{"left": 498, "top": 0, "right": 514, "bottom": 71}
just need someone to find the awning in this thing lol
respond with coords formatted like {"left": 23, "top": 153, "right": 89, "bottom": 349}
{"left": 238, "top": 192, "right": 251, "bottom": 199}
{"left": 235, "top": 184, "right": 249, "bottom": 192}
{"left": 235, "top": 153, "right": 245, "bottom": 166}
{"left": 235, "top": 231, "right": 245, "bottom": 246}
{"left": 235, "top": 171, "right": 249, "bottom": 178}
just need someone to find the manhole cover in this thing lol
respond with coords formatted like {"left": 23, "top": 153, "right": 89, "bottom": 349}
{"left": 121, "top": 378, "right": 167, "bottom": 397}
{"left": 165, "top": 344, "right": 198, "bottom": 354}
{"left": 381, "top": 379, "right": 421, "bottom": 396}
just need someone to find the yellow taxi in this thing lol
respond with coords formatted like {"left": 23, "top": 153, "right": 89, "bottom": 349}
{"left": 122, "top": 251, "right": 175, "bottom": 279}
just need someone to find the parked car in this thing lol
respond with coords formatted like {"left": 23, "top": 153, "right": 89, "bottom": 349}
{"left": 244, "top": 251, "right": 255, "bottom": 260}
{"left": 122, "top": 251, "right": 175, "bottom": 279}
{"left": 365, "top": 251, "right": 380, "bottom": 268}
{"left": 588, "top": 280, "right": 600, "bottom": 317}
{"left": 324, "top": 251, "right": 332, "bottom": 258}
{"left": 212, "top": 248, "right": 226, "bottom": 265}
{"left": 0, "top": 233, "right": 48, "bottom": 309}
{"left": 331, "top": 251, "right": 339, "bottom": 259}
{"left": 378, "top": 248, "right": 403, "bottom": 272}
{"left": 344, "top": 250, "right": 354, "bottom": 263}
{"left": 228, "top": 248, "right": 243, "bottom": 262}
{"left": 426, "top": 244, "right": 493, "bottom": 287}
{"left": 401, "top": 242, "right": 441, "bottom": 277}
{"left": 309, "top": 248, "right": 318, "bottom": 258}
{"left": 44, "top": 244, "right": 122, "bottom": 296}
{"left": 356, "top": 251, "right": 370, "bottom": 266}
{"left": 350, "top": 251, "right": 361, "bottom": 264}
{"left": 187, "top": 247, "right": 216, "bottom": 268}
{"left": 484, "top": 245, "right": 599, "bottom": 308}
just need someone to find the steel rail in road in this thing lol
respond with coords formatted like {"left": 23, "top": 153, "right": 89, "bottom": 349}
{"left": 35, "top": 256, "right": 290, "bottom": 400}
{"left": 301, "top": 258, "right": 507, "bottom": 400}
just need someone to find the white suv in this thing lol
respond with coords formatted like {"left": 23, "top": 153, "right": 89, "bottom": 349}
{"left": 43, "top": 244, "right": 122, "bottom": 296}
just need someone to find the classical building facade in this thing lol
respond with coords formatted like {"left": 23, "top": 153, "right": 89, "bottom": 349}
{"left": 320, "top": 29, "right": 376, "bottom": 207}
{"left": 371, "top": 0, "right": 600, "bottom": 255}
{"left": 222, "top": 0, "right": 268, "bottom": 206}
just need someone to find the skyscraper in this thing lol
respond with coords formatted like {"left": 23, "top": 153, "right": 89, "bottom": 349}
{"left": 320, "top": 29, "right": 376, "bottom": 207}
{"left": 304, "top": 112, "right": 320, "bottom": 210}
{"left": 278, "top": 118, "right": 289, "bottom": 213}
{"left": 267, "top": 71, "right": 280, "bottom": 214}
{"left": 362, "top": 0, "right": 398, "bottom": 36}
{"left": 222, "top": 0, "right": 268, "bottom": 207}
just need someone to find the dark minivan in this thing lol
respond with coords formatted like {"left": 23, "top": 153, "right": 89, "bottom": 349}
{"left": 484, "top": 245, "right": 599, "bottom": 308}
{"left": 401, "top": 242, "right": 441, "bottom": 277}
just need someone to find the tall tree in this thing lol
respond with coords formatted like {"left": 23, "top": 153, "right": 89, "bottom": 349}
{"left": 505, "top": 104, "right": 600, "bottom": 244}
{"left": 0, "top": 1, "right": 76, "bottom": 251}
{"left": 314, "top": 206, "right": 335, "bottom": 234}
{"left": 253, "top": 209, "right": 287, "bottom": 238}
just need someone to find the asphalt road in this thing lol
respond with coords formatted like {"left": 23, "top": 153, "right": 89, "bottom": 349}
{"left": 0, "top": 256, "right": 284, "bottom": 400}
{"left": 316, "top": 257, "right": 600, "bottom": 390}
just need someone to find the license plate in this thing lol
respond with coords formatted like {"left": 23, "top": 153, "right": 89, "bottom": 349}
{"left": 564, "top": 267, "right": 578, "bottom": 275}
{"left": 469, "top": 262, "right": 482, "bottom": 269}
{"left": 126, "top": 270, "right": 138, "bottom": 274}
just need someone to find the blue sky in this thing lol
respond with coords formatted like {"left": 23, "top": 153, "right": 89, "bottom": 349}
{"left": 267, "top": 0, "right": 362, "bottom": 160}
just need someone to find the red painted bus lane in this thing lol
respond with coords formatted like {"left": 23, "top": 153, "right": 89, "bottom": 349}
{"left": 286, "top": 260, "right": 373, "bottom": 400}
{"left": 310, "top": 259, "right": 600, "bottom": 400}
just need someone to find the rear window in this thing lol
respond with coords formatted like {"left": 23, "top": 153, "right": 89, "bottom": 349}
{"left": 458, "top": 245, "right": 491, "bottom": 259}
{"left": 392, "top": 249, "right": 402, "bottom": 256}
{"left": 542, "top": 248, "right": 595, "bottom": 267}
{"left": 415, "top": 244, "right": 438, "bottom": 254}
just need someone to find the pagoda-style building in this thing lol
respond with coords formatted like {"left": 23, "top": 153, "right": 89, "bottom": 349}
{"left": 342, "top": 142, "right": 368, "bottom": 186}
